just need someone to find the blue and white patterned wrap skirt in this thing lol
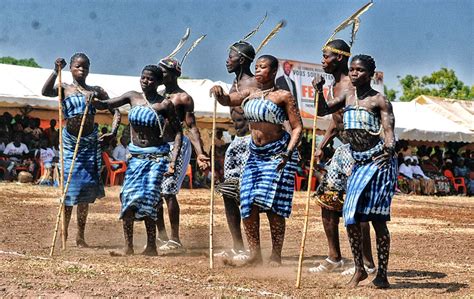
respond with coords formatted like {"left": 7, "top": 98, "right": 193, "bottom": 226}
{"left": 240, "top": 132, "right": 298, "bottom": 219}
{"left": 343, "top": 141, "right": 398, "bottom": 226}
{"left": 161, "top": 136, "right": 192, "bottom": 195}
{"left": 61, "top": 126, "right": 104, "bottom": 206}
{"left": 120, "top": 143, "right": 170, "bottom": 221}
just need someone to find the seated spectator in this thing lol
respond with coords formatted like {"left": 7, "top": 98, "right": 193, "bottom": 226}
{"left": 441, "top": 159, "right": 454, "bottom": 174}
{"left": 454, "top": 158, "right": 474, "bottom": 195}
{"left": 411, "top": 156, "right": 435, "bottom": 195}
{"left": 398, "top": 156, "right": 421, "bottom": 194}
{"left": 420, "top": 156, "right": 451, "bottom": 195}
{"left": 35, "top": 138, "right": 56, "bottom": 185}
{"left": 112, "top": 136, "right": 129, "bottom": 163}
{"left": 2, "top": 133, "right": 33, "bottom": 180}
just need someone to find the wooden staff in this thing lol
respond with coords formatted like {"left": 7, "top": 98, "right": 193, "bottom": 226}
{"left": 49, "top": 94, "right": 92, "bottom": 256}
{"left": 209, "top": 95, "right": 217, "bottom": 269}
{"left": 296, "top": 91, "right": 320, "bottom": 288}
{"left": 56, "top": 65, "right": 66, "bottom": 251}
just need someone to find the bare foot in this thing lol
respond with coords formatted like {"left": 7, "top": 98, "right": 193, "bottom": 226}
{"left": 268, "top": 254, "right": 282, "bottom": 267}
{"left": 109, "top": 247, "right": 134, "bottom": 257}
{"left": 347, "top": 269, "right": 368, "bottom": 288}
{"left": 76, "top": 238, "right": 89, "bottom": 248}
{"left": 141, "top": 246, "right": 158, "bottom": 256}
{"left": 368, "top": 275, "right": 390, "bottom": 289}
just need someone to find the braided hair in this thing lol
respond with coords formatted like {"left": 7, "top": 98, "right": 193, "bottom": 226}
{"left": 70, "top": 53, "right": 90, "bottom": 66}
{"left": 351, "top": 54, "right": 376, "bottom": 76}
{"left": 142, "top": 64, "right": 163, "bottom": 81}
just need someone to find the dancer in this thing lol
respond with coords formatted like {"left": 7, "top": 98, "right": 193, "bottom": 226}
{"left": 210, "top": 54, "right": 303, "bottom": 266}
{"left": 42, "top": 53, "right": 120, "bottom": 247}
{"left": 214, "top": 40, "right": 258, "bottom": 260}
{"left": 309, "top": 40, "right": 375, "bottom": 275}
{"left": 315, "top": 54, "right": 397, "bottom": 288}
{"left": 156, "top": 35, "right": 210, "bottom": 253}
{"left": 95, "top": 65, "right": 182, "bottom": 256}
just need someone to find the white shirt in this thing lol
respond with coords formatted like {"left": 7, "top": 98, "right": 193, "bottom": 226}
{"left": 3, "top": 142, "right": 29, "bottom": 156}
{"left": 112, "top": 144, "right": 128, "bottom": 161}
{"left": 399, "top": 163, "right": 414, "bottom": 179}
{"left": 412, "top": 165, "right": 429, "bottom": 179}
{"left": 36, "top": 148, "right": 55, "bottom": 164}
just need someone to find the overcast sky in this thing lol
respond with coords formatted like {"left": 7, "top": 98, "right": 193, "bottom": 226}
{"left": 1, "top": 0, "right": 472, "bottom": 94}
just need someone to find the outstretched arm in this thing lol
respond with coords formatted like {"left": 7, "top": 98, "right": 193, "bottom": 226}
{"left": 94, "top": 86, "right": 121, "bottom": 136}
{"left": 209, "top": 85, "right": 251, "bottom": 107}
{"left": 42, "top": 58, "right": 67, "bottom": 97}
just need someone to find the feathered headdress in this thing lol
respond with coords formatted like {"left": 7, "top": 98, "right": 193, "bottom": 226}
{"left": 229, "top": 12, "right": 268, "bottom": 61}
{"left": 322, "top": 1, "right": 374, "bottom": 57}
{"left": 255, "top": 20, "right": 286, "bottom": 54}
{"left": 159, "top": 28, "right": 206, "bottom": 76}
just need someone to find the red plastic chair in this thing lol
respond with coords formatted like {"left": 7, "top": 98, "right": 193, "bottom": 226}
{"left": 295, "top": 169, "right": 317, "bottom": 191}
{"left": 102, "top": 152, "right": 127, "bottom": 186}
{"left": 444, "top": 170, "right": 467, "bottom": 195}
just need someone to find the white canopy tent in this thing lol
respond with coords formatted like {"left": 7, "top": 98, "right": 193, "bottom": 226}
{"left": 392, "top": 101, "right": 473, "bottom": 143}
{"left": 0, "top": 63, "right": 233, "bottom": 126}
{"left": 0, "top": 64, "right": 472, "bottom": 143}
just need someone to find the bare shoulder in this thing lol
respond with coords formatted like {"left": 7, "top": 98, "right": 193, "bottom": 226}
{"left": 374, "top": 93, "right": 390, "bottom": 107}
{"left": 275, "top": 89, "right": 293, "bottom": 101}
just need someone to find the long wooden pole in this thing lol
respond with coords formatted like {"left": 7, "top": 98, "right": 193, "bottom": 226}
{"left": 50, "top": 95, "right": 91, "bottom": 256}
{"left": 57, "top": 66, "right": 66, "bottom": 251}
{"left": 296, "top": 92, "right": 320, "bottom": 288}
{"left": 209, "top": 95, "right": 217, "bottom": 269}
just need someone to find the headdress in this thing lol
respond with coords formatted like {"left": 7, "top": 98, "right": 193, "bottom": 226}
{"left": 229, "top": 13, "right": 267, "bottom": 61}
{"left": 159, "top": 28, "right": 206, "bottom": 76}
{"left": 322, "top": 1, "right": 374, "bottom": 57}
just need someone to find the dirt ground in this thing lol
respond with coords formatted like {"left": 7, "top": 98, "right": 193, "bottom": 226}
{"left": 0, "top": 182, "right": 472, "bottom": 297}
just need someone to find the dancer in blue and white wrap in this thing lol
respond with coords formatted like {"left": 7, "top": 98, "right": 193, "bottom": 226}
{"left": 96, "top": 65, "right": 182, "bottom": 256}
{"left": 156, "top": 55, "right": 210, "bottom": 253}
{"left": 214, "top": 107, "right": 252, "bottom": 260}
{"left": 41, "top": 53, "right": 120, "bottom": 247}
{"left": 211, "top": 55, "right": 303, "bottom": 266}
{"left": 315, "top": 54, "right": 397, "bottom": 288}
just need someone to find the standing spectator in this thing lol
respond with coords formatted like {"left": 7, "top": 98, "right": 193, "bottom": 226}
{"left": 44, "top": 119, "right": 59, "bottom": 147}
{"left": 35, "top": 138, "right": 56, "bottom": 185}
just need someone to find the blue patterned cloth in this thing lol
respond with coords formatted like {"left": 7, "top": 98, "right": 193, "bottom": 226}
{"left": 61, "top": 126, "right": 104, "bottom": 206}
{"left": 120, "top": 143, "right": 170, "bottom": 221}
{"left": 161, "top": 136, "right": 191, "bottom": 195}
{"left": 128, "top": 105, "right": 165, "bottom": 127}
{"left": 242, "top": 98, "right": 288, "bottom": 124}
{"left": 343, "top": 141, "right": 398, "bottom": 226}
{"left": 343, "top": 106, "right": 381, "bottom": 134}
{"left": 240, "top": 133, "right": 298, "bottom": 219}
{"left": 62, "top": 93, "right": 96, "bottom": 119}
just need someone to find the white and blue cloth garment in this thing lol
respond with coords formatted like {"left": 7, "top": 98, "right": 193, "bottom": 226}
{"left": 120, "top": 105, "right": 170, "bottom": 221}
{"left": 161, "top": 135, "right": 191, "bottom": 195}
{"left": 240, "top": 132, "right": 298, "bottom": 219}
{"left": 342, "top": 106, "right": 398, "bottom": 226}
{"left": 61, "top": 93, "right": 104, "bottom": 206}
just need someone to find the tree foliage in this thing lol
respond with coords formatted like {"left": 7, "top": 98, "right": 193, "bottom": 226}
{"left": 384, "top": 85, "right": 397, "bottom": 101}
{"left": 398, "top": 68, "right": 473, "bottom": 101}
{"left": 0, "top": 56, "right": 41, "bottom": 68}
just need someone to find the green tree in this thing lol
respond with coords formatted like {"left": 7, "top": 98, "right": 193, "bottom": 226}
{"left": 398, "top": 68, "right": 473, "bottom": 101}
{"left": 0, "top": 56, "right": 41, "bottom": 68}
{"left": 383, "top": 85, "right": 397, "bottom": 101}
